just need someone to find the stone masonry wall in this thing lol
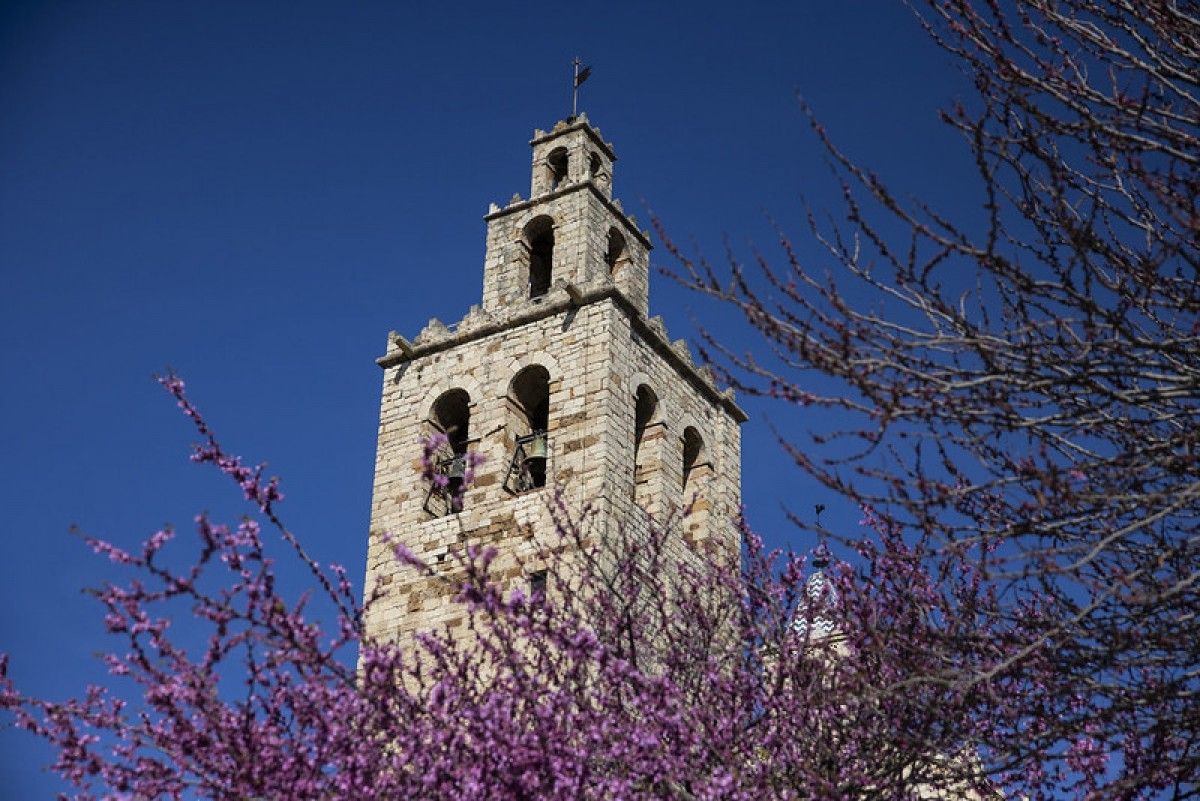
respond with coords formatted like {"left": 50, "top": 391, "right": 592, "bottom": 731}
{"left": 365, "top": 299, "right": 610, "bottom": 644}
{"left": 481, "top": 186, "right": 651, "bottom": 317}
{"left": 363, "top": 291, "right": 743, "bottom": 646}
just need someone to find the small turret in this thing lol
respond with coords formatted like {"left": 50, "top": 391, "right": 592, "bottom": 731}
{"left": 480, "top": 115, "right": 652, "bottom": 315}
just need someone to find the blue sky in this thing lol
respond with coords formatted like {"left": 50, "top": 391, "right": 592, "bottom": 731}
{"left": 1, "top": 2, "right": 976, "bottom": 794}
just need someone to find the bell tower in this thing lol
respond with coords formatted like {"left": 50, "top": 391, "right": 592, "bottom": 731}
{"left": 363, "top": 115, "right": 746, "bottom": 644}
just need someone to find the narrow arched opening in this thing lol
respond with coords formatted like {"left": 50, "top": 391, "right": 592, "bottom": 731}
{"left": 428, "top": 389, "right": 471, "bottom": 514}
{"left": 547, "top": 147, "right": 569, "bottom": 190}
{"left": 507, "top": 365, "right": 551, "bottom": 492}
{"left": 431, "top": 389, "right": 471, "bottom": 453}
{"left": 682, "top": 426, "right": 705, "bottom": 494}
{"left": 634, "top": 386, "right": 658, "bottom": 456}
{"left": 524, "top": 216, "right": 555, "bottom": 299}
{"left": 633, "top": 385, "right": 660, "bottom": 508}
{"left": 605, "top": 227, "right": 628, "bottom": 274}
{"left": 681, "top": 426, "right": 710, "bottom": 545}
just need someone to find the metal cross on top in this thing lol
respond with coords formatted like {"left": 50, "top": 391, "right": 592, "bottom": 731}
{"left": 571, "top": 57, "right": 591, "bottom": 118}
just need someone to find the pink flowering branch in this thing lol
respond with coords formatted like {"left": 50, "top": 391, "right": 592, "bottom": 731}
{"left": 158, "top": 372, "right": 359, "bottom": 629}
{"left": 661, "top": 1, "right": 1199, "bottom": 797}
{"left": 0, "top": 374, "right": 1082, "bottom": 799}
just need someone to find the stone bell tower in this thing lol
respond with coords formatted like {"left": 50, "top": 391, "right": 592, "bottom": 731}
{"left": 363, "top": 115, "right": 746, "bottom": 643}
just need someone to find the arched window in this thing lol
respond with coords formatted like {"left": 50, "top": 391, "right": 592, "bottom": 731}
{"left": 427, "top": 389, "right": 471, "bottom": 515}
{"left": 506, "top": 365, "right": 551, "bottom": 492}
{"left": 682, "top": 426, "right": 705, "bottom": 494}
{"left": 634, "top": 386, "right": 658, "bottom": 458}
{"left": 431, "top": 389, "right": 471, "bottom": 451}
{"left": 524, "top": 216, "right": 554, "bottom": 299}
{"left": 529, "top": 569, "right": 548, "bottom": 601}
{"left": 633, "top": 385, "right": 659, "bottom": 508}
{"left": 589, "top": 152, "right": 610, "bottom": 192}
{"left": 605, "top": 227, "right": 628, "bottom": 274}
{"left": 547, "top": 147, "right": 569, "bottom": 190}
{"left": 681, "top": 426, "right": 711, "bottom": 545}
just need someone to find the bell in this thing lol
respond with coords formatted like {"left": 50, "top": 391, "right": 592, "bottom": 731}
{"left": 525, "top": 433, "right": 548, "bottom": 460}
{"left": 445, "top": 454, "right": 467, "bottom": 479}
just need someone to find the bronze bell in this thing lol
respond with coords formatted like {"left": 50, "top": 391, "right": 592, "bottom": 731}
{"left": 445, "top": 454, "right": 467, "bottom": 480}
{"left": 525, "top": 433, "right": 548, "bottom": 461}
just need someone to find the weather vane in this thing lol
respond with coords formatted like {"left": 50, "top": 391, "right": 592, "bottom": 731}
{"left": 571, "top": 57, "right": 591, "bottom": 119}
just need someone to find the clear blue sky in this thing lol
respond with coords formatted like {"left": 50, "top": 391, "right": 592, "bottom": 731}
{"left": 1, "top": 2, "right": 975, "bottom": 794}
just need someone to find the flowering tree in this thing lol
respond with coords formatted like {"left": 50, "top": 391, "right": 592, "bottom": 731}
{"left": 5, "top": 1, "right": 1195, "bottom": 796}
{"left": 3, "top": 375, "right": 1080, "bottom": 799}
{"left": 665, "top": 0, "right": 1199, "bottom": 797}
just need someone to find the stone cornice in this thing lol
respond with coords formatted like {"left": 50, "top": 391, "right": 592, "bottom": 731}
{"left": 377, "top": 286, "right": 747, "bottom": 424}
{"left": 483, "top": 182, "right": 652, "bottom": 251}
